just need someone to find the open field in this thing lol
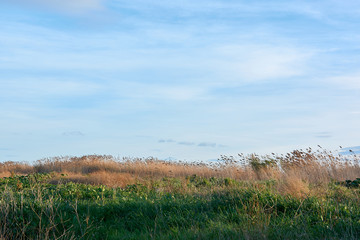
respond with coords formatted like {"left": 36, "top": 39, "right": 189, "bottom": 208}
{"left": 0, "top": 148, "right": 360, "bottom": 239}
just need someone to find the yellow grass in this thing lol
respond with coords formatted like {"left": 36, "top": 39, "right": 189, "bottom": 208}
{"left": 1, "top": 148, "right": 359, "bottom": 194}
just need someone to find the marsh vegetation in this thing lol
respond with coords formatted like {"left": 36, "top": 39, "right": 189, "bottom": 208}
{"left": 0, "top": 147, "right": 359, "bottom": 239}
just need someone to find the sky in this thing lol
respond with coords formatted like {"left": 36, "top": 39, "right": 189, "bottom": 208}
{"left": 1, "top": 0, "right": 360, "bottom": 163}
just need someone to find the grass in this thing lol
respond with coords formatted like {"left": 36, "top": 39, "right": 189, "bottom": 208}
{"left": 0, "top": 147, "right": 359, "bottom": 239}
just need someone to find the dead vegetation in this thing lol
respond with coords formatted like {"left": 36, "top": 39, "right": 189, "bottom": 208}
{"left": 1, "top": 147, "right": 359, "bottom": 194}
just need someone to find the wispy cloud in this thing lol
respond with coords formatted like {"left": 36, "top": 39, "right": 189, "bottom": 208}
{"left": 1, "top": 0, "right": 360, "bottom": 162}
{"left": 3, "top": 0, "right": 106, "bottom": 14}
{"left": 213, "top": 44, "right": 312, "bottom": 82}
{"left": 152, "top": 86, "right": 207, "bottom": 101}
{"left": 329, "top": 73, "right": 360, "bottom": 89}
{"left": 158, "top": 139, "right": 175, "bottom": 143}
{"left": 0, "top": 78, "right": 103, "bottom": 98}
{"left": 62, "top": 131, "right": 85, "bottom": 136}
{"left": 0, "top": 148, "right": 11, "bottom": 151}
{"left": 178, "top": 141, "right": 195, "bottom": 146}
{"left": 109, "top": 1, "right": 353, "bottom": 23}
{"left": 218, "top": 144, "right": 227, "bottom": 148}
{"left": 315, "top": 132, "right": 332, "bottom": 138}
{"left": 158, "top": 139, "right": 222, "bottom": 148}
{"left": 198, "top": 142, "right": 217, "bottom": 148}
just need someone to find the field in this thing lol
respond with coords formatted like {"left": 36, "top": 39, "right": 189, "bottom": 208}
{"left": 0, "top": 148, "right": 360, "bottom": 239}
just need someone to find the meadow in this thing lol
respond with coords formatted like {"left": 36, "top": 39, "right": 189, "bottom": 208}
{"left": 0, "top": 147, "right": 359, "bottom": 239}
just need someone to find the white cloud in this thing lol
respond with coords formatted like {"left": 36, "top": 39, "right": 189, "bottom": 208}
{"left": 213, "top": 44, "right": 312, "bottom": 82}
{"left": 158, "top": 139, "right": 175, "bottom": 143}
{"left": 329, "top": 73, "right": 360, "bottom": 89}
{"left": 151, "top": 86, "right": 206, "bottom": 101}
{"left": 198, "top": 142, "right": 217, "bottom": 148}
{"left": 178, "top": 141, "right": 195, "bottom": 146}
{"left": 3, "top": 0, "right": 105, "bottom": 14}
{"left": 63, "top": 131, "right": 85, "bottom": 136}
{"left": 0, "top": 78, "right": 103, "bottom": 98}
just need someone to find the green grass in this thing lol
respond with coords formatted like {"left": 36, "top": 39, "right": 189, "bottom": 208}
{"left": 1, "top": 173, "right": 360, "bottom": 239}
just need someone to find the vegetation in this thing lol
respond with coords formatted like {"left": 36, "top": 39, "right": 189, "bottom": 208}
{"left": 0, "top": 147, "right": 360, "bottom": 239}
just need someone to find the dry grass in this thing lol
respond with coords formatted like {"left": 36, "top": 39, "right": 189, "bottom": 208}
{"left": 278, "top": 174, "right": 310, "bottom": 198}
{"left": 0, "top": 161, "right": 34, "bottom": 178}
{"left": 49, "top": 171, "right": 136, "bottom": 188}
{"left": 1, "top": 148, "right": 359, "bottom": 193}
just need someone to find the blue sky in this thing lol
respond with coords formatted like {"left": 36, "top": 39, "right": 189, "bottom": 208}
{"left": 1, "top": 0, "right": 360, "bottom": 162}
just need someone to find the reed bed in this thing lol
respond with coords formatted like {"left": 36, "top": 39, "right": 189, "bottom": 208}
{"left": 0, "top": 147, "right": 359, "bottom": 239}
{"left": 0, "top": 147, "right": 359, "bottom": 194}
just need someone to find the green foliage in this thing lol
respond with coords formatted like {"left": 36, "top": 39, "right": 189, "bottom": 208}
{"left": 248, "top": 154, "right": 277, "bottom": 171}
{"left": 186, "top": 174, "right": 236, "bottom": 188}
{"left": 1, "top": 173, "right": 360, "bottom": 239}
{"left": 340, "top": 178, "right": 360, "bottom": 188}
{"left": 335, "top": 178, "right": 360, "bottom": 189}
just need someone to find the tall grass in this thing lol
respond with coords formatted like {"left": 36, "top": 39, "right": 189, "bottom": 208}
{"left": 0, "top": 147, "right": 360, "bottom": 239}
{"left": 1, "top": 147, "right": 358, "bottom": 190}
